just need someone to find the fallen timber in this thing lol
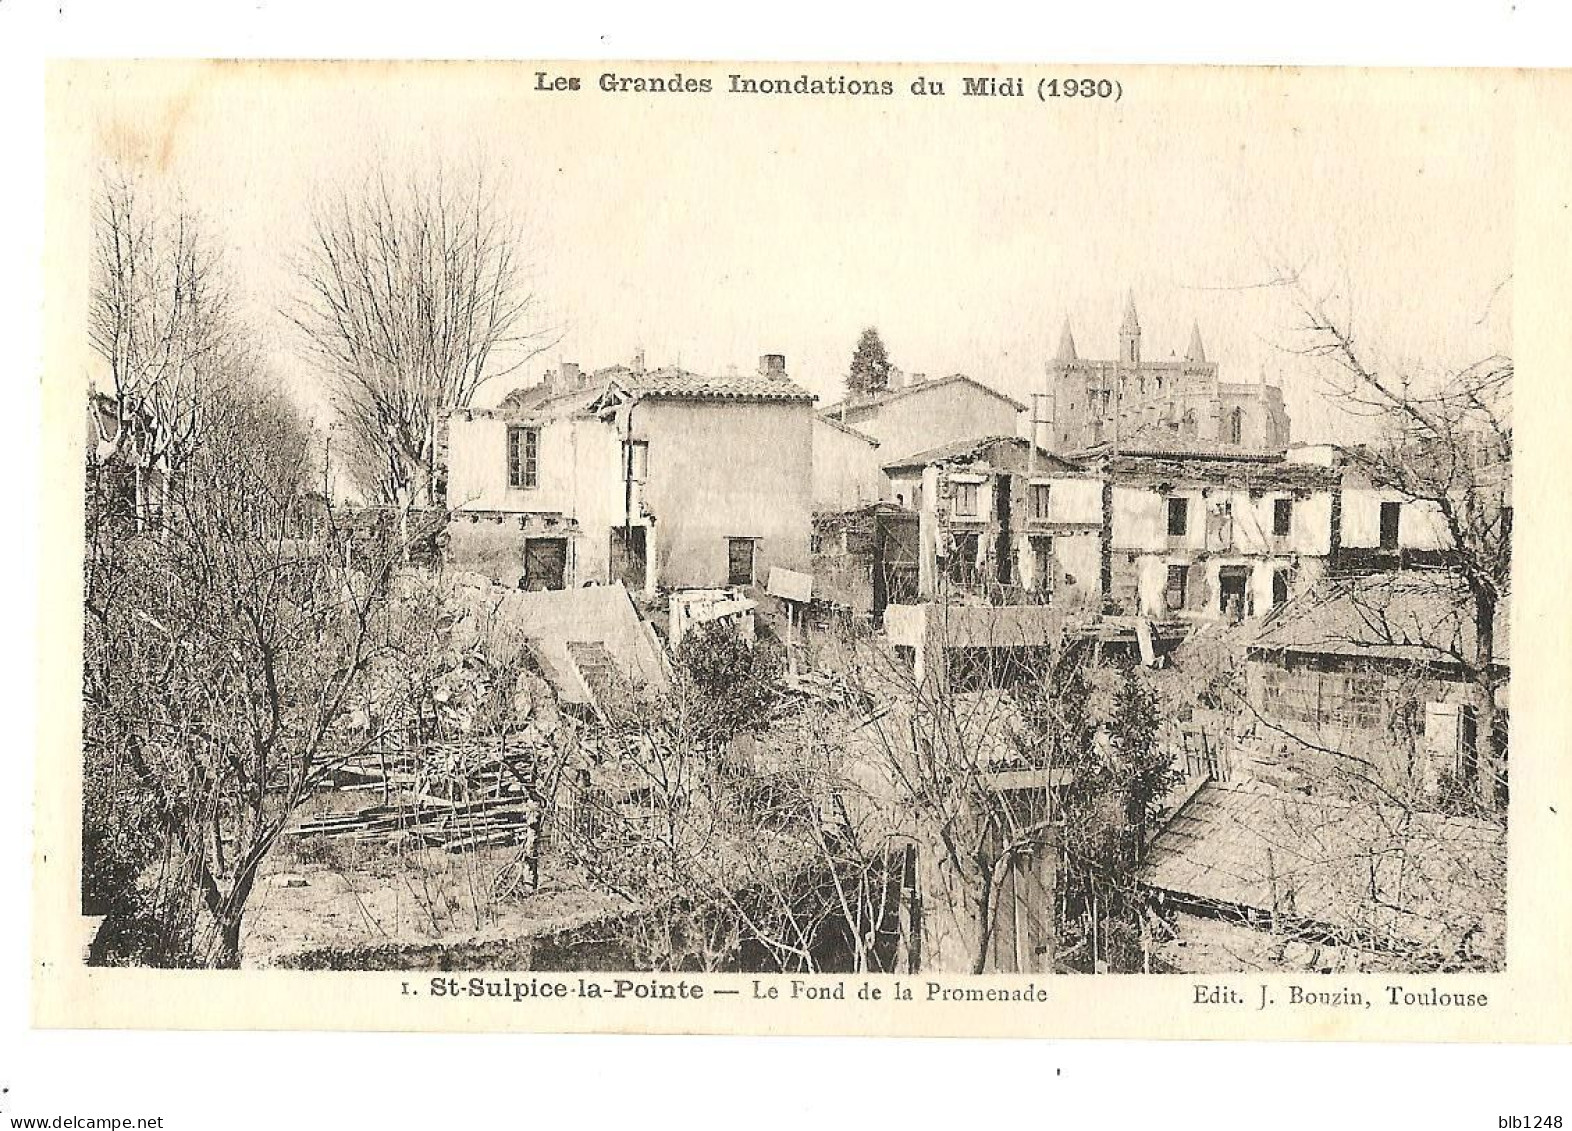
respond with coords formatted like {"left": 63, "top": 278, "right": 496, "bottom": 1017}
{"left": 293, "top": 735, "right": 552, "bottom": 854}
{"left": 292, "top": 795, "right": 540, "bottom": 853}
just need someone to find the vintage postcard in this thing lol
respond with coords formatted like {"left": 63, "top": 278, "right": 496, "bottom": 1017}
{"left": 33, "top": 60, "right": 1572, "bottom": 1040}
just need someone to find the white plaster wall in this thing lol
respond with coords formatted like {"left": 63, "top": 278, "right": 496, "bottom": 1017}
{"left": 1056, "top": 533, "right": 1101, "bottom": 594}
{"left": 636, "top": 399, "right": 813, "bottom": 588}
{"left": 1136, "top": 557, "right": 1169, "bottom": 617}
{"left": 887, "top": 474, "right": 922, "bottom": 508}
{"left": 570, "top": 424, "right": 637, "bottom": 584}
{"left": 1133, "top": 552, "right": 1322, "bottom": 621}
{"left": 1341, "top": 487, "right": 1387, "bottom": 548}
{"left": 1402, "top": 498, "right": 1452, "bottom": 551}
{"left": 446, "top": 414, "right": 622, "bottom": 518}
{"left": 1044, "top": 476, "right": 1102, "bottom": 524}
{"left": 858, "top": 382, "right": 1022, "bottom": 466}
{"left": 445, "top": 412, "right": 630, "bottom": 585}
{"left": 1341, "top": 489, "right": 1452, "bottom": 551}
{"left": 812, "top": 419, "right": 882, "bottom": 511}
{"left": 1113, "top": 486, "right": 1170, "bottom": 552}
{"left": 1294, "top": 492, "right": 1334, "bottom": 555}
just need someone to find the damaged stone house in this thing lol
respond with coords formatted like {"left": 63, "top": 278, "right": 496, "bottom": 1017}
{"left": 1286, "top": 442, "right": 1477, "bottom": 573}
{"left": 848, "top": 437, "right": 1091, "bottom": 695}
{"left": 440, "top": 355, "right": 815, "bottom": 594}
{"left": 1070, "top": 434, "right": 1341, "bottom": 626}
{"left": 881, "top": 436, "right": 1101, "bottom": 607}
{"left": 809, "top": 436, "right": 1102, "bottom": 623}
{"left": 809, "top": 501, "right": 913, "bottom": 617}
{"left": 1243, "top": 570, "right": 1510, "bottom": 806}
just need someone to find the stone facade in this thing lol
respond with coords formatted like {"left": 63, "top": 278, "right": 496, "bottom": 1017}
{"left": 1044, "top": 294, "right": 1291, "bottom": 454}
{"left": 1100, "top": 450, "right": 1340, "bottom": 623}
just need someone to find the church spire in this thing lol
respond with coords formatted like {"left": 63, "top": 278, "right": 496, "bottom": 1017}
{"left": 1185, "top": 320, "right": 1207, "bottom": 363}
{"left": 1121, "top": 290, "right": 1140, "bottom": 332}
{"left": 1056, "top": 317, "right": 1078, "bottom": 361}
{"left": 1118, "top": 290, "right": 1141, "bottom": 365}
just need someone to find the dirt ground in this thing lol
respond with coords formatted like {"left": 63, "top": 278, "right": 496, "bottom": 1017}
{"left": 240, "top": 792, "right": 623, "bottom": 968}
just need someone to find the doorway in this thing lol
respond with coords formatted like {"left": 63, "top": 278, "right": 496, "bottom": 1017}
{"left": 994, "top": 476, "right": 1013, "bottom": 585}
{"left": 523, "top": 537, "right": 568, "bottom": 591}
{"left": 1218, "top": 566, "right": 1250, "bottom": 621}
{"left": 610, "top": 526, "right": 647, "bottom": 591}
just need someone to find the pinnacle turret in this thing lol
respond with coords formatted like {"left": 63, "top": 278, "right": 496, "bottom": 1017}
{"left": 1119, "top": 290, "right": 1141, "bottom": 365}
{"left": 1185, "top": 320, "right": 1207, "bottom": 363}
{"left": 1056, "top": 317, "right": 1078, "bottom": 361}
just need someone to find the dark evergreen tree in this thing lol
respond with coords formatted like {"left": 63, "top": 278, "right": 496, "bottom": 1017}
{"left": 846, "top": 326, "right": 893, "bottom": 397}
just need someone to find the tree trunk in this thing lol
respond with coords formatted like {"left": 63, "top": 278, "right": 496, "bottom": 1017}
{"left": 207, "top": 861, "right": 260, "bottom": 969}
{"left": 1471, "top": 587, "right": 1503, "bottom": 809}
{"left": 969, "top": 860, "right": 995, "bottom": 975}
{"left": 211, "top": 912, "right": 245, "bottom": 970}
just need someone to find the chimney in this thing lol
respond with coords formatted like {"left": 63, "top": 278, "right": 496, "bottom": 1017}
{"left": 759, "top": 353, "right": 787, "bottom": 378}
{"left": 541, "top": 367, "right": 559, "bottom": 393}
{"left": 561, "top": 361, "right": 581, "bottom": 387}
{"left": 887, "top": 366, "right": 908, "bottom": 391}
{"left": 633, "top": 348, "right": 646, "bottom": 374}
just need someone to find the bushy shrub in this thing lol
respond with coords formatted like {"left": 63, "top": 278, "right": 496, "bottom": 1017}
{"left": 674, "top": 622, "right": 783, "bottom": 743}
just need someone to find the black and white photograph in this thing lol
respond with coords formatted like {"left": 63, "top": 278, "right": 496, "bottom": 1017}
{"left": 30, "top": 59, "right": 1567, "bottom": 1048}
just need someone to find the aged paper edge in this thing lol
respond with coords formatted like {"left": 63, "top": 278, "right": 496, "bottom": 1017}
{"left": 32, "top": 60, "right": 1572, "bottom": 1041}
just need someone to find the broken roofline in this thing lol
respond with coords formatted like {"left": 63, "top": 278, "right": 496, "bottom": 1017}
{"left": 1250, "top": 571, "right": 1512, "bottom": 663}
{"left": 816, "top": 414, "right": 880, "bottom": 445}
{"left": 591, "top": 378, "right": 817, "bottom": 408}
{"left": 1090, "top": 453, "right": 1341, "bottom": 491}
{"left": 1071, "top": 436, "right": 1286, "bottom": 462}
{"left": 1141, "top": 779, "right": 1504, "bottom": 957}
{"left": 880, "top": 435, "right": 1089, "bottom": 475}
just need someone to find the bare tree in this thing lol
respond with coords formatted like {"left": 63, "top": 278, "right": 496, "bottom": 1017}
{"left": 291, "top": 161, "right": 555, "bottom": 509}
{"left": 1149, "top": 579, "right": 1509, "bottom": 973}
{"left": 834, "top": 618, "right": 1170, "bottom": 975}
{"left": 88, "top": 168, "right": 247, "bottom": 513}
{"left": 1291, "top": 280, "right": 1512, "bottom": 807}
{"left": 83, "top": 377, "right": 420, "bottom": 966}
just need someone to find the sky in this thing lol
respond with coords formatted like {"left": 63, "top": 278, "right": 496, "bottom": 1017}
{"left": 52, "top": 61, "right": 1516, "bottom": 445}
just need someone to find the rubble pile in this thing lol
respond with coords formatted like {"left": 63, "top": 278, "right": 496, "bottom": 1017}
{"left": 293, "top": 735, "right": 556, "bottom": 854}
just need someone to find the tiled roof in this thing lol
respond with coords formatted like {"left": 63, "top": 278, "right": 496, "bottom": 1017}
{"left": 881, "top": 435, "right": 1086, "bottom": 475}
{"left": 1249, "top": 571, "right": 1510, "bottom": 667}
{"left": 493, "top": 384, "right": 604, "bottom": 421}
{"left": 819, "top": 373, "right": 1028, "bottom": 418}
{"left": 1141, "top": 779, "right": 1505, "bottom": 959}
{"left": 481, "top": 362, "right": 816, "bottom": 421}
{"left": 599, "top": 364, "right": 815, "bottom": 403}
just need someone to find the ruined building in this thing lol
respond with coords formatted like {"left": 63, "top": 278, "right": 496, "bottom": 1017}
{"left": 1045, "top": 293, "right": 1291, "bottom": 454}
